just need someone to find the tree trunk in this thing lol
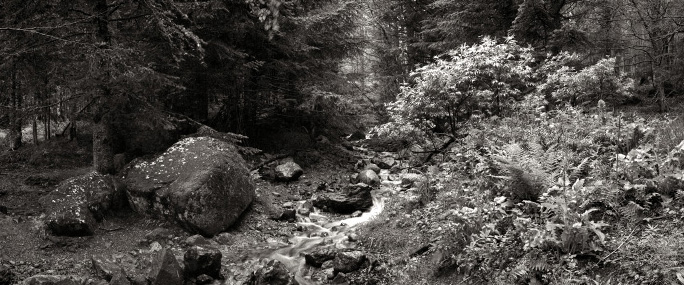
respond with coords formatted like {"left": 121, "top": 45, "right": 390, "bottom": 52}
{"left": 32, "top": 119, "right": 38, "bottom": 145}
{"left": 45, "top": 108, "right": 51, "bottom": 141}
{"left": 92, "top": 0, "right": 116, "bottom": 174}
{"left": 7, "top": 62, "right": 22, "bottom": 150}
{"left": 657, "top": 79, "right": 667, "bottom": 112}
{"left": 93, "top": 115, "right": 115, "bottom": 174}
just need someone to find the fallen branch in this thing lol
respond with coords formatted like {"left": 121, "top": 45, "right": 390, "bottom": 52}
{"left": 422, "top": 136, "right": 456, "bottom": 164}
{"left": 99, "top": 226, "right": 124, "bottom": 232}
{"left": 250, "top": 152, "right": 294, "bottom": 171}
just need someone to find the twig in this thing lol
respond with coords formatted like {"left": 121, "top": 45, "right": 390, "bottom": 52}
{"left": 642, "top": 215, "right": 673, "bottom": 222}
{"left": 600, "top": 226, "right": 639, "bottom": 263}
{"left": 99, "top": 226, "right": 124, "bottom": 232}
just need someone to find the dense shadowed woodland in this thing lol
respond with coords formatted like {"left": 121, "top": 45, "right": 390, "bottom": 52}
{"left": 2, "top": 0, "right": 684, "bottom": 284}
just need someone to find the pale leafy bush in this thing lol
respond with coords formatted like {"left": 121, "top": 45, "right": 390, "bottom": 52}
{"left": 537, "top": 57, "right": 634, "bottom": 107}
{"left": 376, "top": 37, "right": 534, "bottom": 140}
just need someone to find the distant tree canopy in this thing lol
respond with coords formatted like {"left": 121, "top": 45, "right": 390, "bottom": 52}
{"left": 2, "top": 0, "right": 684, "bottom": 171}
{"left": 0, "top": 0, "right": 365, "bottom": 172}
{"left": 367, "top": 0, "right": 684, "bottom": 110}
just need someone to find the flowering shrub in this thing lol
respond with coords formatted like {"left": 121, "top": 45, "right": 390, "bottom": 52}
{"left": 537, "top": 56, "right": 634, "bottom": 107}
{"left": 376, "top": 37, "right": 534, "bottom": 141}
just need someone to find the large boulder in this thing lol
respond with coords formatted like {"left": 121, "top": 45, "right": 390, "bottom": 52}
{"left": 40, "top": 172, "right": 124, "bottom": 236}
{"left": 312, "top": 183, "right": 373, "bottom": 214}
{"left": 123, "top": 137, "right": 255, "bottom": 236}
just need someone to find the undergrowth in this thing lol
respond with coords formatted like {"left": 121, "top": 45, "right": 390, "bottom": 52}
{"left": 361, "top": 105, "right": 684, "bottom": 284}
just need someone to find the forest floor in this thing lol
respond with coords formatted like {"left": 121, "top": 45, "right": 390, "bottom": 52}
{"left": 0, "top": 136, "right": 370, "bottom": 284}
{"left": 5, "top": 99, "right": 684, "bottom": 285}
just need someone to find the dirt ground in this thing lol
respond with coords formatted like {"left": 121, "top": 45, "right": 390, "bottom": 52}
{"left": 0, "top": 138, "right": 363, "bottom": 283}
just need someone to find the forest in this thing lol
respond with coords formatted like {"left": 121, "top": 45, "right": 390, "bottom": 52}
{"left": 2, "top": 0, "right": 684, "bottom": 284}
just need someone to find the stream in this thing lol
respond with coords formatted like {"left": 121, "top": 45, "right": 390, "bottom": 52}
{"left": 260, "top": 182, "right": 398, "bottom": 284}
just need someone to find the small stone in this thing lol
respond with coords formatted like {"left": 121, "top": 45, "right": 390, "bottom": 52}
{"left": 21, "top": 275, "right": 91, "bottom": 285}
{"left": 301, "top": 200, "right": 313, "bottom": 210}
{"left": 150, "top": 242, "right": 163, "bottom": 252}
{"left": 183, "top": 246, "right": 222, "bottom": 279}
{"left": 400, "top": 173, "right": 426, "bottom": 188}
{"left": 324, "top": 268, "right": 335, "bottom": 280}
{"left": 130, "top": 274, "right": 148, "bottom": 285}
{"left": 195, "top": 274, "right": 213, "bottom": 285}
{"left": 351, "top": 211, "right": 362, "bottom": 218}
{"left": 109, "top": 271, "right": 131, "bottom": 285}
{"left": 374, "top": 157, "right": 396, "bottom": 169}
{"left": 0, "top": 264, "right": 15, "bottom": 285}
{"left": 347, "top": 233, "right": 359, "bottom": 242}
{"left": 363, "top": 164, "right": 381, "bottom": 174}
{"left": 334, "top": 251, "right": 366, "bottom": 273}
{"left": 251, "top": 259, "right": 296, "bottom": 285}
{"left": 149, "top": 248, "right": 183, "bottom": 285}
{"left": 214, "top": 232, "right": 233, "bottom": 245}
{"left": 274, "top": 161, "right": 304, "bottom": 182}
{"left": 298, "top": 208, "right": 310, "bottom": 216}
{"left": 271, "top": 208, "right": 296, "bottom": 222}
{"left": 312, "top": 184, "right": 373, "bottom": 214}
{"left": 331, "top": 272, "right": 349, "bottom": 285}
{"left": 349, "top": 173, "right": 359, "bottom": 184}
{"left": 347, "top": 131, "right": 366, "bottom": 141}
{"left": 282, "top": 202, "right": 294, "bottom": 208}
{"left": 185, "top": 234, "right": 210, "bottom": 246}
{"left": 305, "top": 249, "right": 337, "bottom": 267}
{"left": 91, "top": 255, "right": 122, "bottom": 281}
{"left": 145, "top": 228, "right": 173, "bottom": 243}
{"left": 357, "top": 170, "right": 380, "bottom": 186}
{"left": 321, "top": 260, "right": 334, "bottom": 269}
{"left": 317, "top": 182, "right": 327, "bottom": 191}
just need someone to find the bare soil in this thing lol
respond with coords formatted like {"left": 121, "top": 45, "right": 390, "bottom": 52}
{"left": 0, "top": 138, "right": 362, "bottom": 283}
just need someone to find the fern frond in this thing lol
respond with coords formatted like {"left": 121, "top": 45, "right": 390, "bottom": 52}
{"left": 619, "top": 201, "right": 644, "bottom": 222}
{"left": 509, "top": 265, "right": 530, "bottom": 282}
{"left": 676, "top": 190, "right": 684, "bottom": 202}
{"left": 530, "top": 257, "right": 550, "bottom": 272}
{"left": 569, "top": 157, "right": 592, "bottom": 183}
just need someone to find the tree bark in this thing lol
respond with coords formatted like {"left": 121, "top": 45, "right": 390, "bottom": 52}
{"left": 32, "top": 119, "right": 38, "bottom": 145}
{"left": 92, "top": 0, "right": 116, "bottom": 174}
{"left": 7, "top": 62, "right": 22, "bottom": 150}
{"left": 93, "top": 115, "right": 115, "bottom": 174}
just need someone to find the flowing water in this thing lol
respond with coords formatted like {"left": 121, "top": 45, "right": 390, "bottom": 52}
{"left": 261, "top": 184, "right": 397, "bottom": 284}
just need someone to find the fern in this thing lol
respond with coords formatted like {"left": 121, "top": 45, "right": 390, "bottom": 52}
{"left": 568, "top": 156, "right": 592, "bottom": 183}
{"left": 492, "top": 143, "right": 571, "bottom": 201}
{"left": 676, "top": 189, "right": 684, "bottom": 202}
{"left": 509, "top": 253, "right": 549, "bottom": 284}
{"left": 619, "top": 201, "right": 645, "bottom": 222}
